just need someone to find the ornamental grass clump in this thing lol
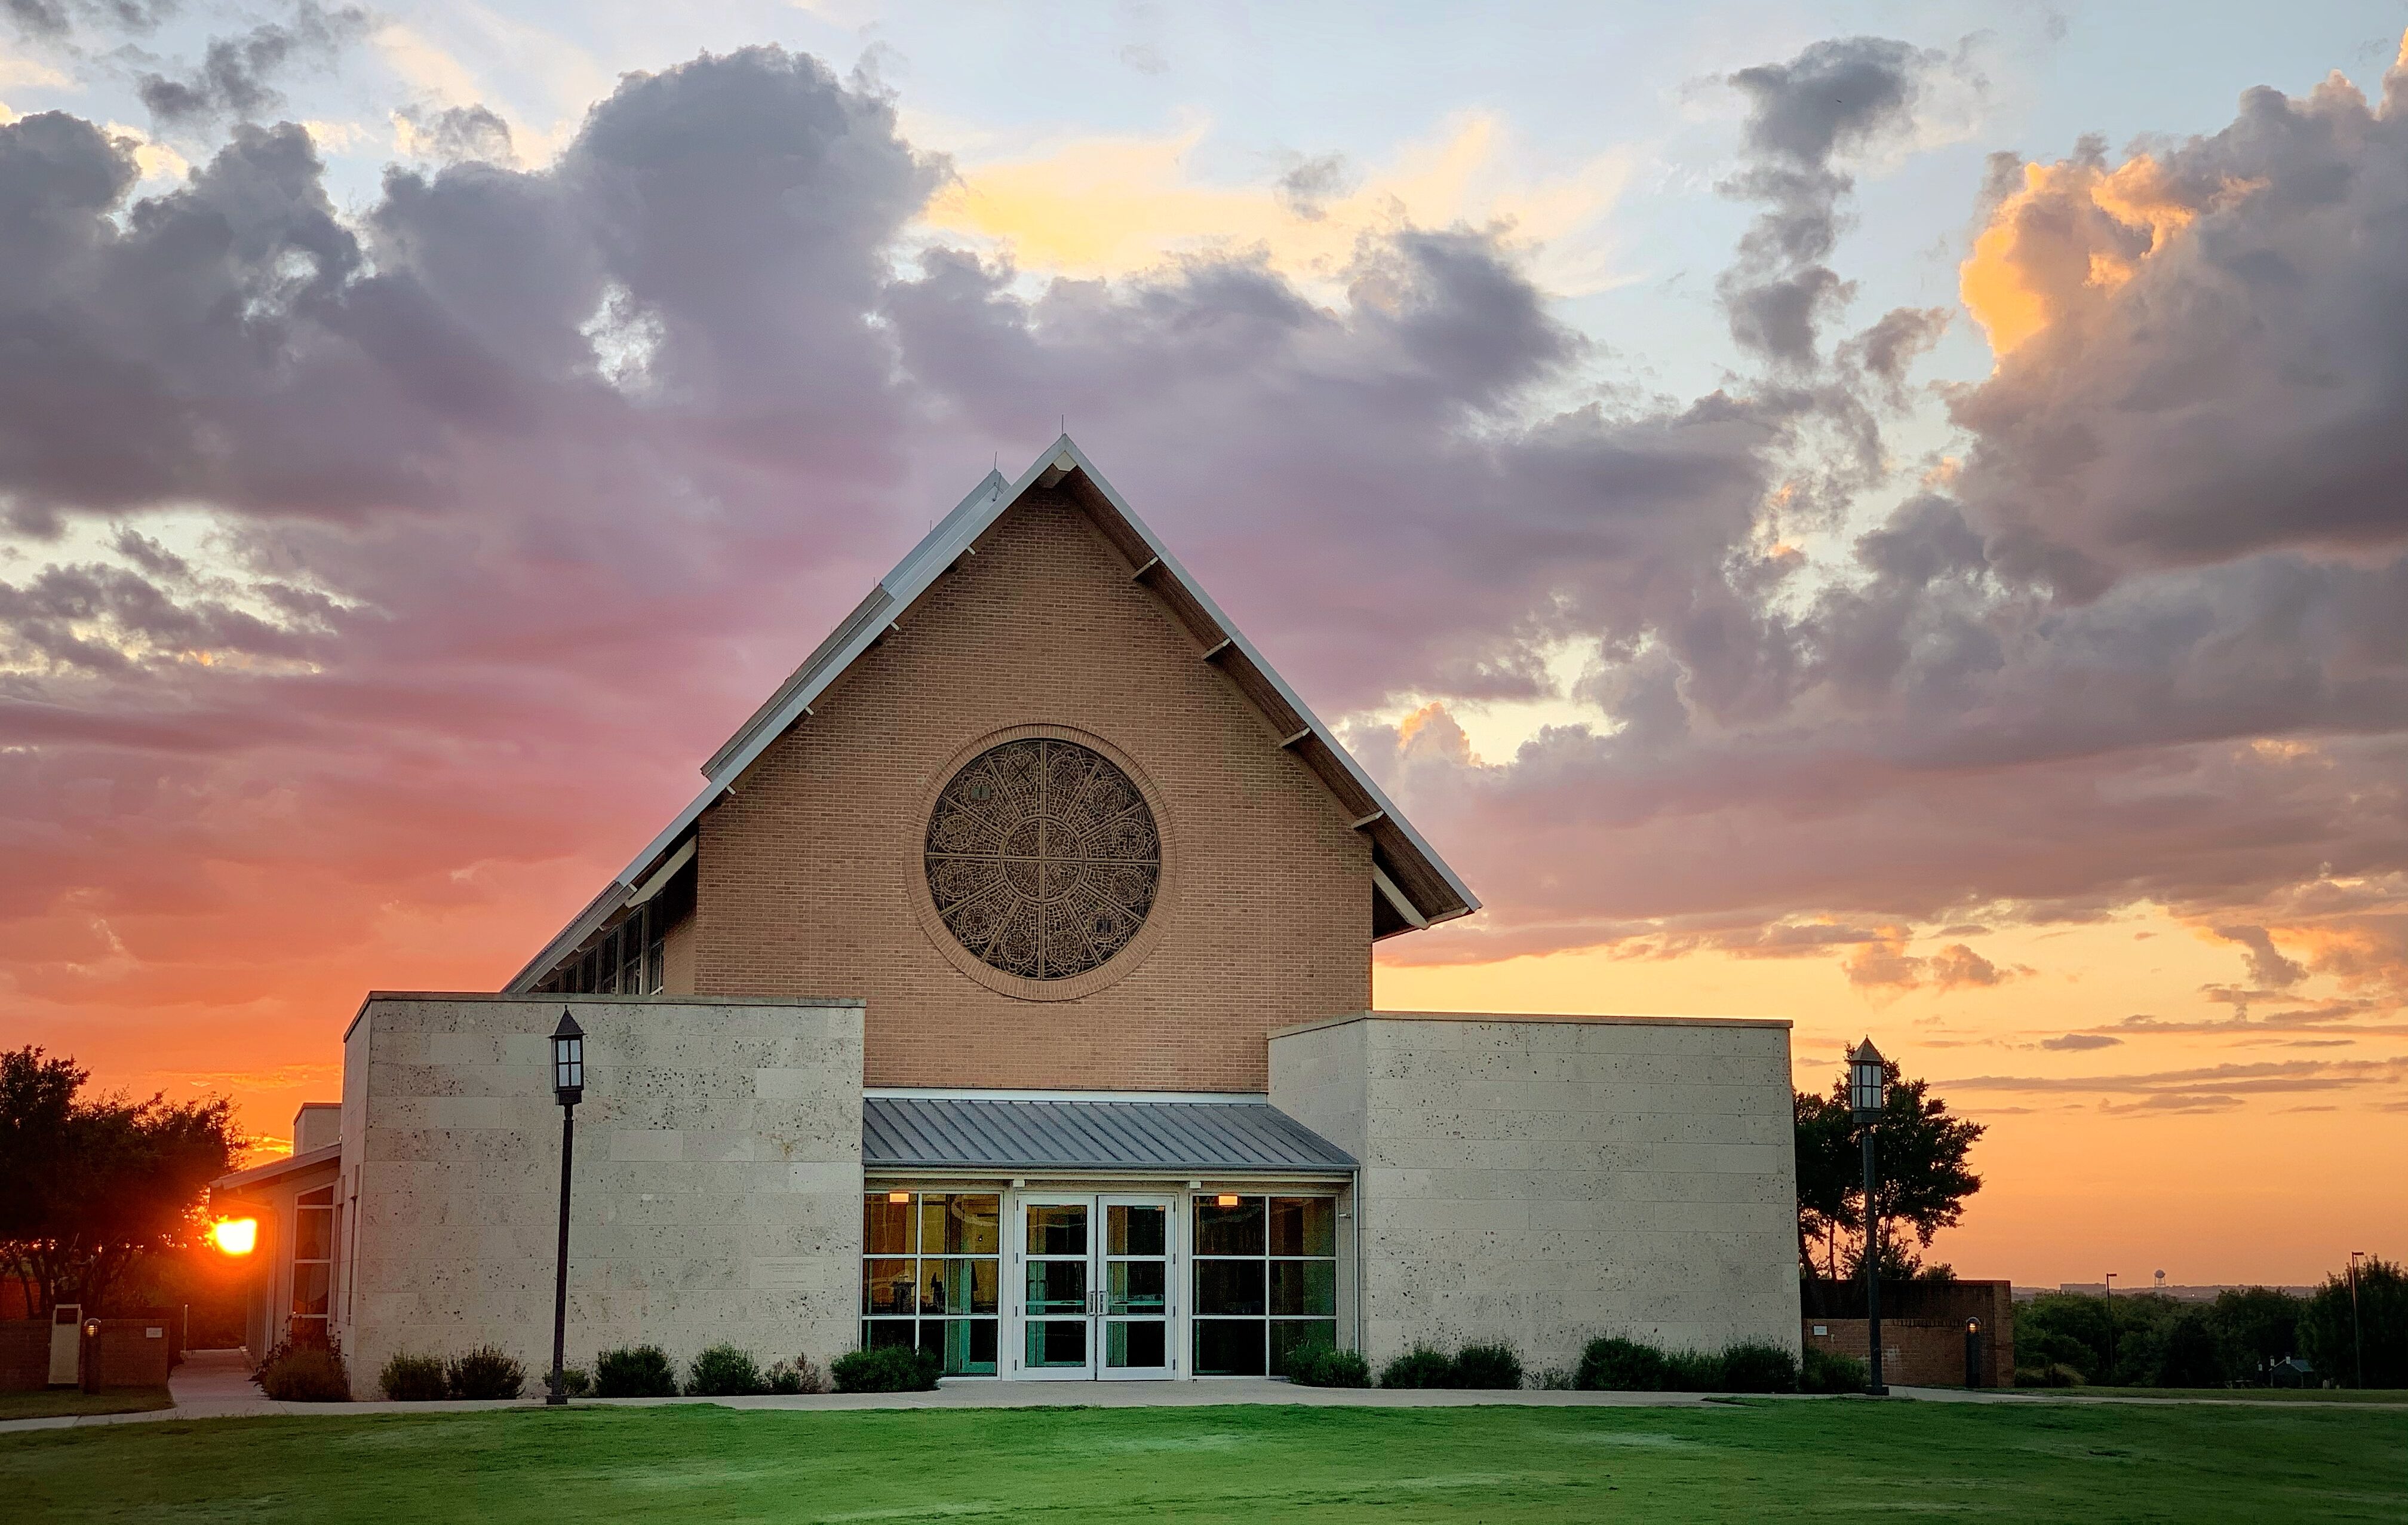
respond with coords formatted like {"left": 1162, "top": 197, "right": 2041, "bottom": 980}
{"left": 1575, "top": 1336, "right": 1672, "bottom": 1391}
{"left": 1450, "top": 1343, "right": 1524, "bottom": 1389}
{"left": 1577, "top": 1334, "right": 1801, "bottom": 1392}
{"left": 831, "top": 1346, "right": 941, "bottom": 1392}
{"left": 594, "top": 1345, "right": 680, "bottom": 1398}
{"left": 686, "top": 1344, "right": 769, "bottom": 1397}
{"left": 1801, "top": 1346, "right": 1868, "bottom": 1394}
{"left": 378, "top": 1352, "right": 449, "bottom": 1401}
{"left": 1707, "top": 1341, "right": 1798, "bottom": 1393}
{"left": 446, "top": 1345, "right": 526, "bottom": 1400}
{"left": 1285, "top": 1343, "right": 1371, "bottom": 1388}
{"left": 1377, "top": 1346, "right": 1458, "bottom": 1389}
{"left": 254, "top": 1337, "right": 351, "bottom": 1402}
{"left": 766, "top": 1355, "right": 827, "bottom": 1395}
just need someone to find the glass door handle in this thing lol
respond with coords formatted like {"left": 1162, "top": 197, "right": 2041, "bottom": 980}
{"left": 1086, "top": 1290, "right": 1105, "bottom": 1315}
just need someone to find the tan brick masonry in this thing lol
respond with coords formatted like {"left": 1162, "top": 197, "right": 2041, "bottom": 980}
{"left": 687, "top": 490, "right": 1372, "bottom": 1093}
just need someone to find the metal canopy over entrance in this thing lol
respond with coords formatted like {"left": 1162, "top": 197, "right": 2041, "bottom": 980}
{"left": 862, "top": 1094, "right": 1357, "bottom": 1174}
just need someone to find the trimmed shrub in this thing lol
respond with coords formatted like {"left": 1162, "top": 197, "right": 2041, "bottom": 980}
{"left": 1451, "top": 1343, "right": 1524, "bottom": 1389}
{"left": 1534, "top": 1367, "right": 1576, "bottom": 1391}
{"left": 1576, "top": 1336, "right": 1672, "bottom": 1391}
{"left": 686, "top": 1343, "right": 769, "bottom": 1397}
{"left": 558, "top": 1365, "right": 593, "bottom": 1398}
{"left": 379, "top": 1352, "right": 448, "bottom": 1401}
{"left": 1714, "top": 1342, "right": 1798, "bottom": 1394}
{"left": 1801, "top": 1346, "right": 1867, "bottom": 1394}
{"left": 256, "top": 1338, "right": 351, "bottom": 1402}
{"left": 1286, "top": 1343, "right": 1372, "bottom": 1388}
{"left": 1378, "top": 1346, "right": 1458, "bottom": 1389}
{"left": 443, "top": 1345, "right": 526, "bottom": 1400}
{"left": 595, "top": 1345, "right": 680, "bottom": 1398}
{"left": 2015, "top": 1362, "right": 2083, "bottom": 1388}
{"left": 832, "top": 1346, "right": 941, "bottom": 1393}
{"left": 1662, "top": 1349, "right": 1727, "bottom": 1391}
{"left": 766, "top": 1355, "right": 827, "bottom": 1395}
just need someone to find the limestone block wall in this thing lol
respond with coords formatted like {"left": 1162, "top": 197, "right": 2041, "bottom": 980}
{"left": 337, "top": 994, "right": 864, "bottom": 1398}
{"left": 1270, "top": 1011, "right": 1799, "bottom": 1374}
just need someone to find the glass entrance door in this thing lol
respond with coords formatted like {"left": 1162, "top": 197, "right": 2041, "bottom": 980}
{"left": 1100, "top": 1198, "right": 1174, "bottom": 1378}
{"left": 1015, "top": 1194, "right": 1177, "bottom": 1380}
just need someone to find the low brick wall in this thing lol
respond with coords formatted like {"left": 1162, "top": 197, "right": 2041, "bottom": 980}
{"left": 1805, "top": 1317, "right": 2011, "bottom": 1388}
{"left": 0, "top": 1321, "right": 48, "bottom": 1391}
{"left": 94, "top": 1319, "right": 177, "bottom": 1388}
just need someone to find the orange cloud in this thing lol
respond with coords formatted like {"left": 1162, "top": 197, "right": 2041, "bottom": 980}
{"left": 1959, "top": 154, "right": 2209, "bottom": 356}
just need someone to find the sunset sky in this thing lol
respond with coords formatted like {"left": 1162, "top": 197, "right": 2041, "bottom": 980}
{"left": 3, "top": 1, "right": 2405, "bottom": 1288}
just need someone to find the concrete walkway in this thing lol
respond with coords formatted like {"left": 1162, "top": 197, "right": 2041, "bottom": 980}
{"left": 4, "top": 1355, "right": 2396, "bottom": 1437}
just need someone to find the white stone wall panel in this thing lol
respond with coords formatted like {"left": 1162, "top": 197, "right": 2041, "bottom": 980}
{"left": 336, "top": 994, "right": 864, "bottom": 1398}
{"left": 1270, "top": 1012, "right": 1799, "bottom": 1374}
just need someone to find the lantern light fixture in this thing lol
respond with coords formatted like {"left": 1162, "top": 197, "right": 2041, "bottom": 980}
{"left": 1848, "top": 1038, "right": 1887, "bottom": 1122}
{"left": 210, "top": 1217, "right": 259, "bottom": 1256}
{"left": 551, "top": 1011, "right": 585, "bottom": 1106}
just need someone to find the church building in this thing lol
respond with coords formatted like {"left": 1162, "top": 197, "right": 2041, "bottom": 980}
{"left": 213, "top": 438, "right": 1801, "bottom": 1394}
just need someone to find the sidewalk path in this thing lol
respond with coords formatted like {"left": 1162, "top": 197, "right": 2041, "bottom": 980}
{"left": 2, "top": 1358, "right": 2397, "bottom": 1437}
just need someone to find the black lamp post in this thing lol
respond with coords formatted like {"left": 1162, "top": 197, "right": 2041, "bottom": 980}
{"left": 1848, "top": 1037, "right": 1889, "bottom": 1396}
{"left": 546, "top": 1010, "right": 584, "bottom": 1407}
{"left": 2349, "top": 1251, "right": 2367, "bottom": 1389}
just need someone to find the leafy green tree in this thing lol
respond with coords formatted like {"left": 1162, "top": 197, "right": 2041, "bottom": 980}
{"left": 2300, "top": 1257, "right": 2408, "bottom": 1389}
{"left": 1793, "top": 1055, "right": 1985, "bottom": 1280}
{"left": 0, "top": 1047, "right": 242, "bottom": 1313}
{"left": 2158, "top": 1308, "right": 2226, "bottom": 1387}
{"left": 1792, "top": 1089, "right": 1856, "bottom": 1279}
{"left": 2209, "top": 1287, "right": 2303, "bottom": 1385}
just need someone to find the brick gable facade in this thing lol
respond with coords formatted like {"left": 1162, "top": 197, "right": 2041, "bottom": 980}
{"left": 684, "top": 489, "right": 1372, "bottom": 1092}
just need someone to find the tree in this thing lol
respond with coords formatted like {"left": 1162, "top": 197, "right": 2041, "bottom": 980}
{"left": 0, "top": 1047, "right": 242, "bottom": 1314}
{"left": 2300, "top": 1256, "right": 2408, "bottom": 1389}
{"left": 1792, "top": 1055, "right": 1985, "bottom": 1280}
{"left": 2209, "top": 1286, "right": 2303, "bottom": 1385}
{"left": 1792, "top": 1089, "right": 1856, "bottom": 1279}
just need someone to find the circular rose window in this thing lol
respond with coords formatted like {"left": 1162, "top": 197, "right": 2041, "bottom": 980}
{"left": 924, "top": 738, "right": 1162, "bottom": 980}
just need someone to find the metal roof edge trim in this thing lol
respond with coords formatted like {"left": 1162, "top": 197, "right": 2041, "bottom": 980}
{"left": 1045, "top": 435, "right": 1476, "bottom": 920}
{"left": 211, "top": 1141, "right": 340, "bottom": 1193}
{"left": 1268, "top": 1009, "right": 1796, "bottom": 1041}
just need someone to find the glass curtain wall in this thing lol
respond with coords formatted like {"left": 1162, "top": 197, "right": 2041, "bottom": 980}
{"left": 862, "top": 1192, "right": 1000, "bottom": 1375}
{"left": 1191, "top": 1195, "right": 1338, "bottom": 1376}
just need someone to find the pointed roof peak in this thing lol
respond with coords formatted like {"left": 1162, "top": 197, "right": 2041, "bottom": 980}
{"left": 506, "top": 436, "right": 1477, "bottom": 992}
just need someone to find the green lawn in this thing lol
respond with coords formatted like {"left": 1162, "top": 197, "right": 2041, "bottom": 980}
{"left": 2029, "top": 1386, "right": 2408, "bottom": 1405}
{"left": 0, "top": 1389, "right": 172, "bottom": 1423}
{"left": 3, "top": 1400, "right": 2403, "bottom": 1523}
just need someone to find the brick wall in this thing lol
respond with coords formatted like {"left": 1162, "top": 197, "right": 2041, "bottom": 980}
{"left": 693, "top": 490, "right": 1373, "bottom": 1093}
{"left": 0, "top": 1321, "right": 46, "bottom": 1391}
{"left": 1805, "top": 1311, "right": 2015, "bottom": 1388}
{"left": 93, "top": 1319, "right": 176, "bottom": 1387}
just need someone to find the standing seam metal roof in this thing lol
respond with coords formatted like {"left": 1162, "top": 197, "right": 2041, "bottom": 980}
{"left": 862, "top": 1096, "right": 1355, "bottom": 1173}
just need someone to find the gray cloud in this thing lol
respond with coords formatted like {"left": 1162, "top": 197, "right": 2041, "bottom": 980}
{"left": 1718, "top": 37, "right": 1942, "bottom": 369}
{"left": 2040, "top": 1033, "right": 2121, "bottom": 1051}
{"left": 134, "top": 2, "right": 366, "bottom": 127}
{"left": 1952, "top": 74, "right": 2408, "bottom": 593}
{"left": 396, "top": 103, "right": 514, "bottom": 165}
